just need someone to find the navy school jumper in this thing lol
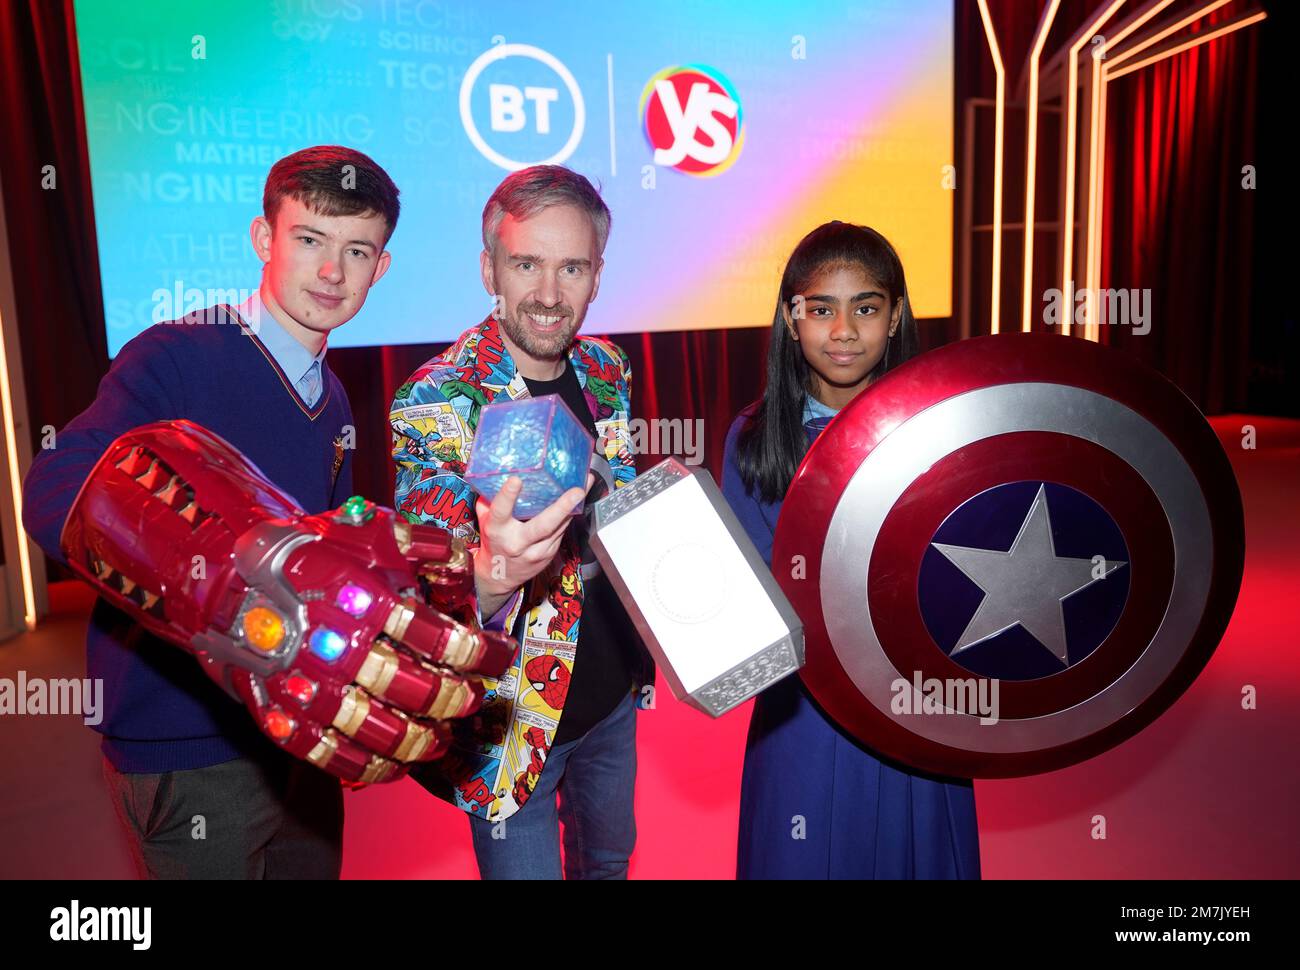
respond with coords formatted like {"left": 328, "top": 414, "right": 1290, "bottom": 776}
{"left": 22, "top": 306, "right": 355, "bottom": 773}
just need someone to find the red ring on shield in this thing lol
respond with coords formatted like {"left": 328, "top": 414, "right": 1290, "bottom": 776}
{"left": 774, "top": 333, "right": 1244, "bottom": 778}
{"left": 869, "top": 431, "right": 1174, "bottom": 719}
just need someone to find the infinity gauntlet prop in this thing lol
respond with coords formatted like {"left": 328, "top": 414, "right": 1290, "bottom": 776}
{"left": 60, "top": 420, "right": 515, "bottom": 784}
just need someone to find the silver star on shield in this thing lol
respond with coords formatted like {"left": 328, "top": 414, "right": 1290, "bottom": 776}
{"left": 931, "top": 483, "right": 1125, "bottom": 666}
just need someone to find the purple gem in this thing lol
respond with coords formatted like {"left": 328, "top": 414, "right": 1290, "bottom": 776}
{"left": 336, "top": 583, "right": 373, "bottom": 617}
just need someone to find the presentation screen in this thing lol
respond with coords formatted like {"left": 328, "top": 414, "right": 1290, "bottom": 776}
{"left": 74, "top": 0, "right": 953, "bottom": 355}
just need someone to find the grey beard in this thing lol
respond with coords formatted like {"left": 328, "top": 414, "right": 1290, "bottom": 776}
{"left": 501, "top": 309, "right": 580, "bottom": 360}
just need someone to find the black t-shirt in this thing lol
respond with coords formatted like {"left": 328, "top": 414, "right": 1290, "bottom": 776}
{"left": 522, "top": 360, "right": 647, "bottom": 744}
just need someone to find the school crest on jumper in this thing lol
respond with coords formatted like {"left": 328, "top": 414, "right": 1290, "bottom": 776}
{"left": 331, "top": 434, "right": 346, "bottom": 488}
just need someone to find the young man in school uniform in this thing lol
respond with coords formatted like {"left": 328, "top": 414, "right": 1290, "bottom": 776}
{"left": 23, "top": 146, "right": 400, "bottom": 879}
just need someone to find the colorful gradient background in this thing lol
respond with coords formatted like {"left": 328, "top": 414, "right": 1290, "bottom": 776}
{"left": 73, "top": 0, "right": 952, "bottom": 355}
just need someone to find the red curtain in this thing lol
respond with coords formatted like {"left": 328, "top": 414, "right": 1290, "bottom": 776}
{"left": 1099, "top": 4, "right": 1259, "bottom": 412}
{"left": 0, "top": 0, "right": 108, "bottom": 429}
{"left": 958, "top": 0, "right": 1266, "bottom": 413}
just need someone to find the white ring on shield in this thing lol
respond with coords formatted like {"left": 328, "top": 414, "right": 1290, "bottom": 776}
{"left": 820, "top": 382, "right": 1213, "bottom": 753}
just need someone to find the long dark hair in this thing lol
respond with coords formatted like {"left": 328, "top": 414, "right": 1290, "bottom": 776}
{"left": 734, "top": 221, "right": 919, "bottom": 503}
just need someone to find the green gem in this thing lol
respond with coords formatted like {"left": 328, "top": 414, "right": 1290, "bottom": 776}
{"left": 343, "top": 495, "right": 368, "bottom": 517}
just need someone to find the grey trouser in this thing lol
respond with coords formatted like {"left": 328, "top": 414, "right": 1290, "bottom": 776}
{"left": 102, "top": 751, "right": 344, "bottom": 879}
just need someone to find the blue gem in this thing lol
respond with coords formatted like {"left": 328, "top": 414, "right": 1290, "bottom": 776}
{"left": 309, "top": 628, "right": 347, "bottom": 662}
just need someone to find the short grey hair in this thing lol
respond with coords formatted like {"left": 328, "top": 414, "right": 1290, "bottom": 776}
{"left": 481, "top": 165, "right": 611, "bottom": 257}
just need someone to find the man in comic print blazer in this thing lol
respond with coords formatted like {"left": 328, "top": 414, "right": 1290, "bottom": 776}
{"left": 390, "top": 313, "right": 642, "bottom": 806}
{"left": 388, "top": 162, "right": 654, "bottom": 883}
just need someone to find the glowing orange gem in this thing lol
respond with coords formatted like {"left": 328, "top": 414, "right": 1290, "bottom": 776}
{"left": 263, "top": 708, "right": 294, "bottom": 741}
{"left": 244, "top": 606, "right": 285, "bottom": 652}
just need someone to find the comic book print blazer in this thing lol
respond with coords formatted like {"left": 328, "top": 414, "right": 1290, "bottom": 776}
{"left": 390, "top": 314, "right": 636, "bottom": 821}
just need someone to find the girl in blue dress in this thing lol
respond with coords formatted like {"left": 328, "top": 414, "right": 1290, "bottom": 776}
{"left": 721, "top": 222, "right": 981, "bottom": 879}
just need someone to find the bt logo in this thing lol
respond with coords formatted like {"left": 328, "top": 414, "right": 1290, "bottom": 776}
{"left": 640, "top": 64, "right": 744, "bottom": 177}
{"left": 460, "top": 43, "right": 585, "bottom": 171}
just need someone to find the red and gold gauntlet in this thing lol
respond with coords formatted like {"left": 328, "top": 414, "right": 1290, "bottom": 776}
{"left": 60, "top": 419, "right": 514, "bottom": 784}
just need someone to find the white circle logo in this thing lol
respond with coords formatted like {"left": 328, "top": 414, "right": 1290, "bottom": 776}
{"left": 459, "top": 44, "right": 586, "bottom": 171}
{"left": 651, "top": 543, "right": 727, "bottom": 625}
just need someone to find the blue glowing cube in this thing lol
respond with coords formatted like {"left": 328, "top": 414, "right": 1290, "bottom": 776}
{"left": 465, "top": 394, "right": 595, "bottom": 520}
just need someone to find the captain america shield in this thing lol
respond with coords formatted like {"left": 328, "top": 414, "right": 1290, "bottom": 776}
{"left": 772, "top": 333, "right": 1244, "bottom": 778}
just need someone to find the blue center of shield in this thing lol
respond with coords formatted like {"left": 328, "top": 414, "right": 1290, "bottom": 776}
{"left": 917, "top": 481, "right": 1130, "bottom": 681}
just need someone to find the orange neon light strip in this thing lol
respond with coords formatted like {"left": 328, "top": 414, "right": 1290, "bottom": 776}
{"left": 1059, "top": 0, "right": 1131, "bottom": 337}
{"left": 1106, "top": 10, "right": 1267, "bottom": 81}
{"left": 0, "top": 303, "right": 36, "bottom": 629}
{"left": 1105, "top": 0, "right": 1236, "bottom": 70}
{"left": 976, "top": 0, "right": 1006, "bottom": 334}
{"left": 1020, "top": 0, "right": 1061, "bottom": 333}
